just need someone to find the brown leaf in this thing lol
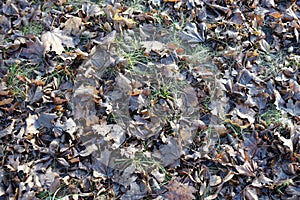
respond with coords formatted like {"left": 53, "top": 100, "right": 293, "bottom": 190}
{"left": 62, "top": 16, "right": 82, "bottom": 35}
{"left": 0, "top": 98, "right": 13, "bottom": 106}
{"left": 113, "top": 14, "right": 136, "bottom": 29}
{"left": 164, "top": 179, "right": 197, "bottom": 200}
{"left": 268, "top": 11, "right": 281, "bottom": 19}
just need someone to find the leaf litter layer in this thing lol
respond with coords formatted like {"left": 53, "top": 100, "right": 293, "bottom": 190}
{"left": 0, "top": 0, "right": 300, "bottom": 199}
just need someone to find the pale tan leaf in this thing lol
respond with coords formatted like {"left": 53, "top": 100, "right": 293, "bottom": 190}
{"left": 209, "top": 175, "right": 222, "bottom": 187}
{"left": 244, "top": 186, "right": 258, "bottom": 200}
{"left": 141, "top": 41, "right": 165, "bottom": 53}
{"left": 41, "top": 28, "right": 75, "bottom": 55}
{"left": 62, "top": 16, "right": 82, "bottom": 35}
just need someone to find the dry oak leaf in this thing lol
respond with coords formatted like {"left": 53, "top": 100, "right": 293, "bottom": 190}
{"left": 164, "top": 179, "right": 197, "bottom": 200}
{"left": 62, "top": 16, "right": 82, "bottom": 35}
{"left": 41, "top": 28, "right": 75, "bottom": 55}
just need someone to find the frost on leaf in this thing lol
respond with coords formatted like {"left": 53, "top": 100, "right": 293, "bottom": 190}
{"left": 180, "top": 22, "right": 206, "bottom": 43}
{"left": 41, "top": 28, "right": 75, "bottom": 55}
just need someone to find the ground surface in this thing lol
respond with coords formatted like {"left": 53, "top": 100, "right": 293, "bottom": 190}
{"left": 0, "top": 0, "right": 300, "bottom": 199}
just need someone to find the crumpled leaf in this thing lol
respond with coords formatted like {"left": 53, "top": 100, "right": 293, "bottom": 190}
{"left": 180, "top": 22, "right": 206, "bottom": 43}
{"left": 141, "top": 41, "right": 165, "bottom": 53}
{"left": 252, "top": 174, "right": 273, "bottom": 187}
{"left": 41, "top": 28, "right": 75, "bottom": 55}
{"left": 25, "top": 114, "right": 39, "bottom": 135}
{"left": 258, "top": 39, "right": 270, "bottom": 52}
{"left": 57, "top": 157, "right": 70, "bottom": 168}
{"left": 244, "top": 186, "right": 258, "bottom": 200}
{"left": 113, "top": 14, "right": 136, "bottom": 29}
{"left": 209, "top": 175, "right": 222, "bottom": 187}
{"left": 81, "top": 2, "right": 102, "bottom": 18}
{"left": 0, "top": 119, "right": 15, "bottom": 138}
{"left": 79, "top": 144, "right": 98, "bottom": 157}
{"left": 92, "top": 124, "right": 126, "bottom": 149}
{"left": 274, "top": 131, "right": 293, "bottom": 152}
{"left": 54, "top": 118, "right": 77, "bottom": 139}
{"left": 235, "top": 160, "right": 257, "bottom": 177}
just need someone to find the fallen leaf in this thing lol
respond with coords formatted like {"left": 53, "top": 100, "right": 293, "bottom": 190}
{"left": 141, "top": 41, "right": 165, "bottom": 53}
{"left": 180, "top": 22, "right": 206, "bottom": 43}
{"left": 62, "top": 16, "right": 82, "bottom": 35}
{"left": 81, "top": 2, "right": 102, "bottom": 18}
{"left": 0, "top": 119, "right": 15, "bottom": 138}
{"left": 0, "top": 98, "right": 13, "bottom": 106}
{"left": 209, "top": 175, "right": 222, "bottom": 187}
{"left": 41, "top": 28, "right": 75, "bottom": 55}
{"left": 0, "top": 15, "right": 11, "bottom": 34}
{"left": 164, "top": 179, "right": 197, "bottom": 200}
{"left": 20, "top": 39, "right": 44, "bottom": 59}
{"left": 113, "top": 14, "right": 136, "bottom": 29}
{"left": 244, "top": 186, "right": 258, "bottom": 200}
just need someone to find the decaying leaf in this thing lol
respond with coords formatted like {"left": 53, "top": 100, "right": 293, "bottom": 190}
{"left": 164, "top": 179, "right": 197, "bottom": 200}
{"left": 113, "top": 14, "right": 136, "bottom": 29}
{"left": 2, "top": 0, "right": 300, "bottom": 199}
